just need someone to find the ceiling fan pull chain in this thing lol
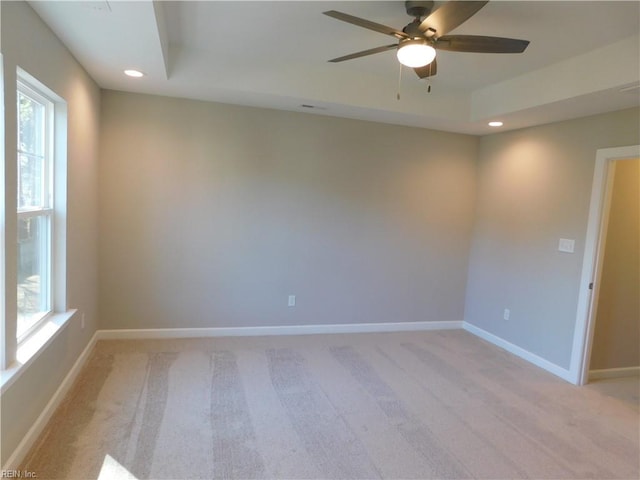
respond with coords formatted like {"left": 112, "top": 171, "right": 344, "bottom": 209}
{"left": 397, "top": 63, "right": 403, "bottom": 100}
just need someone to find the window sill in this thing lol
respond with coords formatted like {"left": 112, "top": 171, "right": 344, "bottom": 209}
{"left": 0, "top": 309, "right": 76, "bottom": 394}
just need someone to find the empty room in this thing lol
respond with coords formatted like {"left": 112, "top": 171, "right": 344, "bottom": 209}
{"left": 1, "top": 1, "right": 639, "bottom": 479}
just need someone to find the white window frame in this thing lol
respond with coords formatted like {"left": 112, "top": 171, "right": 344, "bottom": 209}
{"left": 1, "top": 66, "right": 72, "bottom": 387}
{"left": 0, "top": 53, "right": 6, "bottom": 370}
{"left": 16, "top": 80, "right": 55, "bottom": 343}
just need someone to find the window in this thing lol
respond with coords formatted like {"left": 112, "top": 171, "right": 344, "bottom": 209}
{"left": 0, "top": 68, "right": 68, "bottom": 376}
{"left": 16, "top": 80, "right": 54, "bottom": 342}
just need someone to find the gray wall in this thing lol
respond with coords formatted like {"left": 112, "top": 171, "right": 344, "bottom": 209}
{"left": 99, "top": 90, "right": 479, "bottom": 330}
{"left": 1, "top": 1, "right": 638, "bottom": 466}
{"left": 1, "top": 2, "right": 100, "bottom": 465}
{"left": 465, "top": 108, "right": 640, "bottom": 369}
{"left": 590, "top": 158, "right": 640, "bottom": 370}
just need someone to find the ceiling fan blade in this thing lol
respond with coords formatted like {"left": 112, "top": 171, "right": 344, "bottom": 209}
{"left": 419, "top": 1, "right": 488, "bottom": 37}
{"left": 324, "top": 11, "right": 408, "bottom": 39}
{"left": 435, "top": 35, "right": 529, "bottom": 53}
{"left": 414, "top": 59, "right": 438, "bottom": 79}
{"left": 329, "top": 44, "right": 398, "bottom": 63}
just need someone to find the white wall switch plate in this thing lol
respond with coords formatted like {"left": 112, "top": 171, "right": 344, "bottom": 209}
{"left": 288, "top": 295, "right": 296, "bottom": 307}
{"left": 558, "top": 238, "right": 575, "bottom": 253}
{"left": 503, "top": 308, "right": 510, "bottom": 321}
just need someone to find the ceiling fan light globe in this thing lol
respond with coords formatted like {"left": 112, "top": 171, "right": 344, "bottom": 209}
{"left": 396, "top": 42, "right": 436, "bottom": 68}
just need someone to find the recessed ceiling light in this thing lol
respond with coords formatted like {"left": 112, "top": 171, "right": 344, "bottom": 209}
{"left": 488, "top": 121, "right": 503, "bottom": 127}
{"left": 124, "top": 69, "right": 144, "bottom": 78}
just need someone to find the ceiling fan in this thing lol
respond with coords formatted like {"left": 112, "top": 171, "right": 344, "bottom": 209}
{"left": 324, "top": 1, "right": 530, "bottom": 79}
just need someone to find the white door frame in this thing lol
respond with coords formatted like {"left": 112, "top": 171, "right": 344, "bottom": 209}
{"left": 569, "top": 145, "right": 640, "bottom": 385}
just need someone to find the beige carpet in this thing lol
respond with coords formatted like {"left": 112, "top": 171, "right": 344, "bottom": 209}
{"left": 22, "top": 330, "right": 640, "bottom": 479}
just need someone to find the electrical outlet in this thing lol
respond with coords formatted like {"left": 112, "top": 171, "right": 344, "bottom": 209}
{"left": 288, "top": 295, "right": 296, "bottom": 307}
{"left": 81, "top": 312, "right": 86, "bottom": 330}
{"left": 503, "top": 308, "right": 510, "bottom": 321}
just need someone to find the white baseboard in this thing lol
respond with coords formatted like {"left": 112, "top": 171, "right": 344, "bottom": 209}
{"left": 2, "top": 331, "right": 99, "bottom": 471}
{"left": 96, "top": 320, "right": 463, "bottom": 340}
{"left": 463, "top": 322, "right": 573, "bottom": 382}
{"left": 589, "top": 366, "right": 640, "bottom": 380}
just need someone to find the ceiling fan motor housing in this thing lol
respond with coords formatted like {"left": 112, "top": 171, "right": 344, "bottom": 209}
{"left": 403, "top": 19, "right": 427, "bottom": 38}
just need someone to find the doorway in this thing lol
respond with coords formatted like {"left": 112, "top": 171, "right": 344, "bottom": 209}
{"left": 588, "top": 158, "right": 639, "bottom": 379}
{"left": 570, "top": 145, "right": 640, "bottom": 385}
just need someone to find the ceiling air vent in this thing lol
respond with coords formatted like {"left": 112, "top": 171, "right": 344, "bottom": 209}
{"left": 300, "top": 104, "right": 327, "bottom": 110}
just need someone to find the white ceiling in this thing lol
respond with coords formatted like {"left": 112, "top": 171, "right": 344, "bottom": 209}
{"left": 29, "top": 0, "right": 640, "bottom": 135}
